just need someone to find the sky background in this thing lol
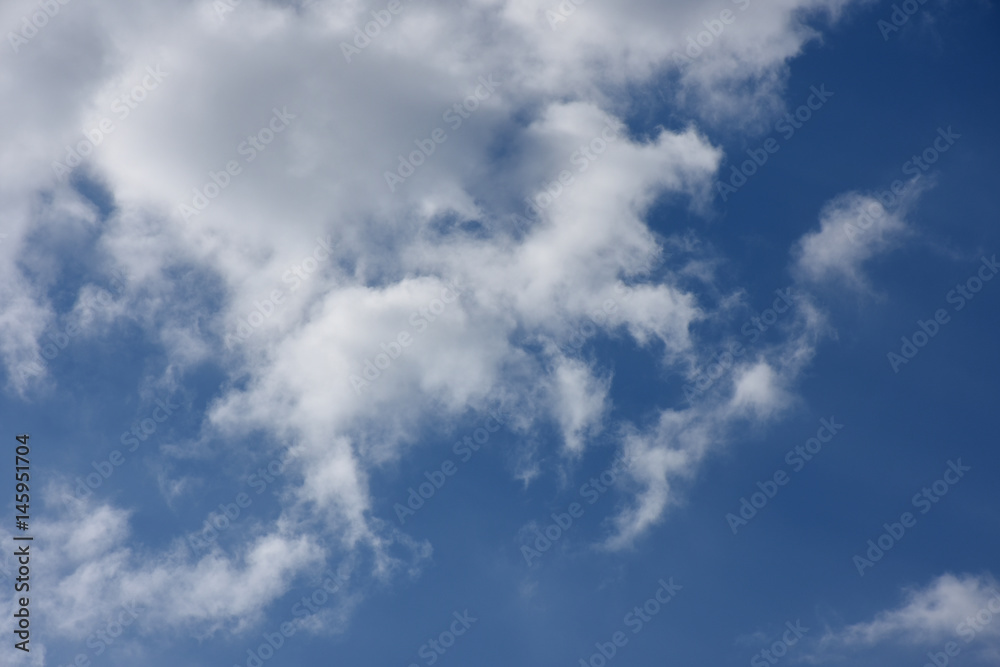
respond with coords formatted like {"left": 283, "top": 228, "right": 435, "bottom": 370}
{"left": 1, "top": 0, "right": 999, "bottom": 666}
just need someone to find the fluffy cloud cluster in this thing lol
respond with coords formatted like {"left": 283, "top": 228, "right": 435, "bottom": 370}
{"left": 0, "top": 0, "right": 884, "bottom": 652}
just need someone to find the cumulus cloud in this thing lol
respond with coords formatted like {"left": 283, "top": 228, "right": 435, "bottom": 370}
{"left": 34, "top": 493, "right": 327, "bottom": 639}
{"left": 792, "top": 178, "right": 929, "bottom": 290}
{"left": 815, "top": 573, "right": 1000, "bottom": 663}
{"left": 0, "top": 0, "right": 871, "bottom": 648}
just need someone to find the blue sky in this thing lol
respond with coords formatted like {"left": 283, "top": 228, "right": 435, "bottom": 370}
{"left": 1, "top": 0, "right": 999, "bottom": 666}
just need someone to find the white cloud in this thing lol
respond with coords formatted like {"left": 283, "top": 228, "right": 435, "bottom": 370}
{"left": 550, "top": 357, "right": 611, "bottom": 455}
{"left": 816, "top": 572, "right": 1000, "bottom": 663}
{"left": 35, "top": 492, "right": 327, "bottom": 639}
{"left": 792, "top": 179, "right": 928, "bottom": 290}
{"left": 730, "top": 360, "right": 791, "bottom": 418}
{"left": 840, "top": 573, "right": 1000, "bottom": 645}
{"left": 0, "top": 0, "right": 869, "bottom": 644}
{"left": 605, "top": 290, "right": 826, "bottom": 549}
